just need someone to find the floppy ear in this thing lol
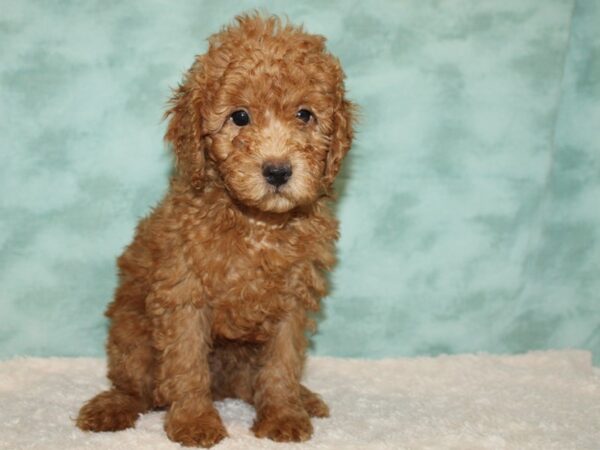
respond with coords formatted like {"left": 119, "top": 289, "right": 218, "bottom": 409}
{"left": 164, "top": 65, "right": 205, "bottom": 190}
{"left": 323, "top": 97, "right": 356, "bottom": 188}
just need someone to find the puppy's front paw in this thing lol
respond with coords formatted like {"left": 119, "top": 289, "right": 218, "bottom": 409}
{"left": 165, "top": 402, "right": 227, "bottom": 448}
{"left": 252, "top": 409, "right": 313, "bottom": 442}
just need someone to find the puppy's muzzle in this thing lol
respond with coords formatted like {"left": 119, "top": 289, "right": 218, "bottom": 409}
{"left": 262, "top": 163, "right": 292, "bottom": 187}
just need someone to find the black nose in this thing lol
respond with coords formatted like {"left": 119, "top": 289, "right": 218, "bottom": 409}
{"left": 262, "top": 163, "right": 292, "bottom": 187}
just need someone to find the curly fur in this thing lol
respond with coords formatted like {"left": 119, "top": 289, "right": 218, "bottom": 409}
{"left": 76, "top": 13, "right": 355, "bottom": 447}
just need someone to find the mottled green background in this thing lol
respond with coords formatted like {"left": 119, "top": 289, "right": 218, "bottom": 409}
{"left": 1, "top": 1, "right": 599, "bottom": 362}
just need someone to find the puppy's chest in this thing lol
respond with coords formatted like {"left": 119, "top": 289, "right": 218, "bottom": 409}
{"left": 195, "top": 228, "right": 317, "bottom": 341}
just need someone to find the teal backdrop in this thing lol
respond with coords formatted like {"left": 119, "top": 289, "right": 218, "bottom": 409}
{"left": 1, "top": 1, "right": 599, "bottom": 362}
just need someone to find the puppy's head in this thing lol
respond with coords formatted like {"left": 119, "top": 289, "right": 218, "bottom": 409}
{"left": 165, "top": 13, "right": 355, "bottom": 213}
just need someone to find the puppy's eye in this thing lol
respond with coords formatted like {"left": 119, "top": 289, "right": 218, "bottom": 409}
{"left": 231, "top": 110, "right": 250, "bottom": 126}
{"left": 296, "top": 109, "right": 313, "bottom": 124}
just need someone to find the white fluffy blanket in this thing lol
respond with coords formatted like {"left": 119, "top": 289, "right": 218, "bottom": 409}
{"left": 1, "top": 351, "right": 598, "bottom": 449}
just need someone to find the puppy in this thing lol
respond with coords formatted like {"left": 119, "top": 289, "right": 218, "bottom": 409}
{"left": 76, "top": 13, "right": 355, "bottom": 447}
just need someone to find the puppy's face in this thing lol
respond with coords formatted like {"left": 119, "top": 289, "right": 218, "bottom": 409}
{"left": 206, "top": 60, "right": 339, "bottom": 213}
{"left": 166, "top": 15, "right": 354, "bottom": 213}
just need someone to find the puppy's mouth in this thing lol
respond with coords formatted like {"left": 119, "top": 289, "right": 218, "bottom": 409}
{"left": 268, "top": 183, "right": 289, "bottom": 195}
{"left": 219, "top": 160, "right": 316, "bottom": 214}
{"left": 258, "top": 162, "right": 299, "bottom": 209}
{"left": 262, "top": 187, "right": 296, "bottom": 212}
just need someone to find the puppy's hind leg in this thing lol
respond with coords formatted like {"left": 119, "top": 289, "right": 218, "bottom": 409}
{"left": 77, "top": 283, "right": 155, "bottom": 432}
{"left": 208, "top": 342, "right": 329, "bottom": 418}
{"left": 76, "top": 388, "right": 149, "bottom": 432}
{"left": 300, "top": 384, "right": 329, "bottom": 418}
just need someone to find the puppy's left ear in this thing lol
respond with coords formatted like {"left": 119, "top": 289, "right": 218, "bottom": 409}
{"left": 323, "top": 97, "right": 356, "bottom": 188}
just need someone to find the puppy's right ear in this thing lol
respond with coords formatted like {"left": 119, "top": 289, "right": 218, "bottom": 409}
{"left": 164, "top": 64, "right": 205, "bottom": 190}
